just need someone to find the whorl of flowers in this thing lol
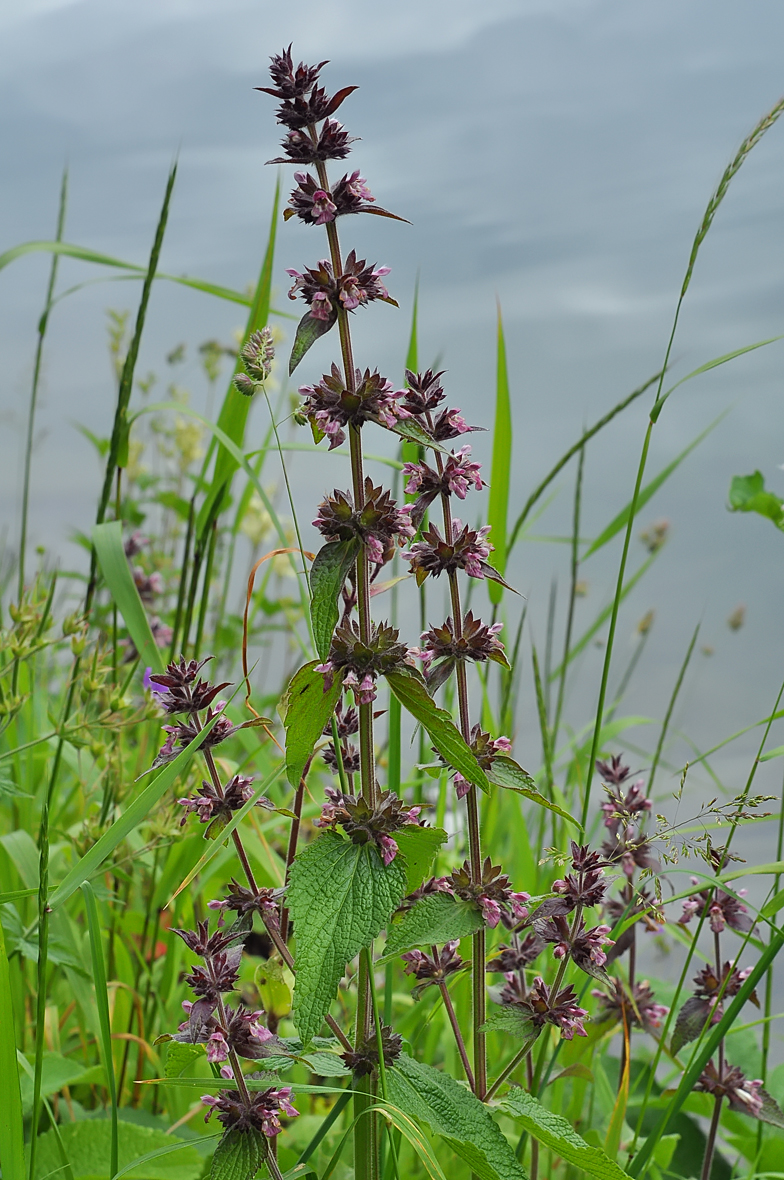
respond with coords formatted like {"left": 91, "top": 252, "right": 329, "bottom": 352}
{"left": 202, "top": 1086, "right": 299, "bottom": 1137}
{"left": 412, "top": 611, "right": 508, "bottom": 692}
{"left": 417, "top": 858, "right": 528, "bottom": 929}
{"left": 178, "top": 775, "right": 273, "bottom": 834}
{"left": 313, "top": 479, "right": 414, "bottom": 567}
{"left": 299, "top": 364, "right": 410, "bottom": 450}
{"left": 500, "top": 975, "right": 589, "bottom": 1041}
{"left": 315, "top": 619, "right": 415, "bottom": 704}
{"left": 315, "top": 786, "right": 422, "bottom": 865}
{"left": 592, "top": 979, "right": 668, "bottom": 1035}
{"left": 405, "top": 520, "right": 508, "bottom": 587}
{"left": 403, "top": 446, "right": 485, "bottom": 527}
{"left": 401, "top": 941, "right": 467, "bottom": 999}
{"left": 679, "top": 882, "right": 754, "bottom": 934}
{"left": 341, "top": 1025, "right": 402, "bottom": 1076}
{"left": 286, "top": 251, "right": 396, "bottom": 325}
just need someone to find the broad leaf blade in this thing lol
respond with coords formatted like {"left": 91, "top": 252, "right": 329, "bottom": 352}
{"left": 728, "top": 470, "right": 784, "bottom": 529}
{"left": 287, "top": 832, "right": 406, "bottom": 1044}
{"left": 382, "top": 892, "right": 484, "bottom": 961}
{"left": 310, "top": 540, "right": 359, "bottom": 661}
{"left": 385, "top": 670, "right": 490, "bottom": 793}
{"left": 93, "top": 521, "right": 165, "bottom": 675}
{"left": 487, "top": 303, "right": 512, "bottom": 606}
{"left": 210, "top": 1126, "right": 268, "bottom": 1180}
{"left": 498, "top": 1088, "right": 630, "bottom": 1180}
{"left": 394, "top": 826, "right": 448, "bottom": 893}
{"left": 388, "top": 1055, "right": 527, "bottom": 1180}
{"left": 283, "top": 661, "right": 344, "bottom": 789}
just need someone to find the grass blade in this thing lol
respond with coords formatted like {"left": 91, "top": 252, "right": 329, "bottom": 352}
{"left": 93, "top": 165, "right": 177, "bottom": 533}
{"left": 647, "top": 622, "right": 699, "bottom": 793}
{"left": 48, "top": 704, "right": 227, "bottom": 910}
{"left": 507, "top": 369, "right": 662, "bottom": 554}
{"left": 487, "top": 302, "right": 512, "bottom": 606}
{"left": 80, "top": 882, "right": 118, "bottom": 1179}
{"left": 18, "top": 169, "right": 68, "bottom": 600}
{"left": 582, "top": 412, "right": 727, "bottom": 560}
{"left": 92, "top": 521, "right": 165, "bottom": 675}
{"left": 0, "top": 916, "right": 25, "bottom": 1180}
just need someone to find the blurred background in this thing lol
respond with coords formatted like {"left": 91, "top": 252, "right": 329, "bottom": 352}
{"left": 2, "top": 0, "right": 784, "bottom": 832}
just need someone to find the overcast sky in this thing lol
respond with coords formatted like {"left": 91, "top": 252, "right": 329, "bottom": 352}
{"left": 2, "top": 0, "right": 784, "bottom": 816}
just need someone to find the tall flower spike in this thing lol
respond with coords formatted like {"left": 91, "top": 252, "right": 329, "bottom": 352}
{"left": 299, "top": 365, "right": 410, "bottom": 450}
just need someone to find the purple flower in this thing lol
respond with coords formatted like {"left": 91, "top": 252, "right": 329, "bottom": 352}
{"left": 405, "top": 520, "right": 495, "bottom": 585}
{"left": 202, "top": 1086, "right": 298, "bottom": 1136}
{"left": 206, "top": 1031, "right": 228, "bottom": 1063}
{"left": 313, "top": 481, "right": 414, "bottom": 568}
{"left": 679, "top": 881, "right": 754, "bottom": 934}
{"left": 299, "top": 364, "right": 410, "bottom": 450}
{"left": 315, "top": 787, "right": 421, "bottom": 864}
{"left": 431, "top": 858, "right": 529, "bottom": 929}
{"left": 696, "top": 1062, "right": 764, "bottom": 1118}
{"left": 502, "top": 975, "right": 588, "bottom": 1040}
{"left": 401, "top": 940, "right": 466, "bottom": 998}
{"left": 593, "top": 979, "right": 669, "bottom": 1035}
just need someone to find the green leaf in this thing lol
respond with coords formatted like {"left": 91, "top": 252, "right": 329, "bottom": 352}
{"left": 164, "top": 1042, "right": 203, "bottom": 1078}
{"left": 287, "top": 832, "right": 406, "bottom": 1044}
{"left": 0, "top": 918, "right": 24, "bottom": 1180}
{"left": 728, "top": 471, "right": 784, "bottom": 530}
{"left": 498, "top": 1087, "right": 631, "bottom": 1179}
{"left": 298, "top": 1051, "right": 350, "bottom": 1077}
{"left": 289, "top": 308, "right": 337, "bottom": 375}
{"left": 48, "top": 706, "right": 225, "bottom": 910}
{"left": 385, "top": 670, "right": 490, "bottom": 793}
{"left": 762, "top": 887, "right": 784, "bottom": 918}
{"left": 81, "top": 882, "right": 118, "bottom": 1180}
{"left": 382, "top": 892, "right": 484, "bottom": 961}
{"left": 309, "top": 540, "right": 359, "bottom": 661}
{"left": 481, "top": 1009, "right": 537, "bottom": 1038}
{"left": 30, "top": 1120, "right": 203, "bottom": 1180}
{"left": 0, "top": 239, "right": 257, "bottom": 309}
{"left": 210, "top": 1126, "right": 268, "bottom": 1180}
{"left": 282, "top": 661, "right": 344, "bottom": 789}
{"left": 92, "top": 520, "right": 165, "bottom": 675}
{"left": 388, "top": 1055, "right": 527, "bottom": 1180}
{"left": 487, "top": 303, "right": 512, "bottom": 606}
{"left": 487, "top": 755, "right": 582, "bottom": 830}
{"left": 394, "top": 826, "right": 448, "bottom": 893}
{"left": 17, "top": 1052, "right": 103, "bottom": 1112}
{"left": 390, "top": 416, "right": 447, "bottom": 454}
{"left": 583, "top": 413, "right": 726, "bottom": 559}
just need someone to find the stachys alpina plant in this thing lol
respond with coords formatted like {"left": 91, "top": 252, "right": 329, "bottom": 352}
{"left": 152, "top": 46, "right": 780, "bottom": 1180}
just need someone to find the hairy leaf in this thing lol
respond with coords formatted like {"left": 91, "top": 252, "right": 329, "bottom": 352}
{"left": 282, "top": 661, "right": 344, "bottom": 789}
{"left": 385, "top": 670, "right": 490, "bottom": 793}
{"left": 388, "top": 1055, "right": 527, "bottom": 1180}
{"left": 164, "top": 1042, "right": 203, "bottom": 1078}
{"left": 309, "top": 540, "right": 359, "bottom": 661}
{"left": 481, "top": 1008, "right": 537, "bottom": 1039}
{"left": 289, "top": 309, "right": 337, "bottom": 375}
{"left": 498, "top": 1087, "right": 630, "bottom": 1179}
{"left": 30, "top": 1120, "right": 203, "bottom": 1180}
{"left": 210, "top": 1126, "right": 267, "bottom": 1180}
{"left": 670, "top": 996, "right": 711, "bottom": 1057}
{"left": 383, "top": 892, "right": 484, "bottom": 961}
{"left": 487, "top": 756, "right": 581, "bottom": 830}
{"left": 395, "top": 826, "right": 448, "bottom": 893}
{"left": 287, "top": 832, "right": 406, "bottom": 1044}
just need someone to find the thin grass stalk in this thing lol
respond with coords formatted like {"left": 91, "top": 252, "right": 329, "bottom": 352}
{"left": 18, "top": 167, "right": 68, "bottom": 603}
{"left": 648, "top": 622, "right": 700, "bottom": 795}
{"left": 88, "top": 165, "right": 177, "bottom": 611}
{"left": 193, "top": 519, "right": 218, "bottom": 660}
{"left": 506, "top": 371, "right": 661, "bottom": 554}
{"left": 543, "top": 578, "right": 557, "bottom": 721}
{"left": 169, "top": 495, "right": 195, "bottom": 660}
{"left": 81, "top": 883, "right": 119, "bottom": 1179}
{"left": 552, "top": 442, "right": 585, "bottom": 747}
{"left": 582, "top": 95, "right": 784, "bottom": 830}
{"left": 757, "top": 766, "right": 784, "bottom": 1161}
